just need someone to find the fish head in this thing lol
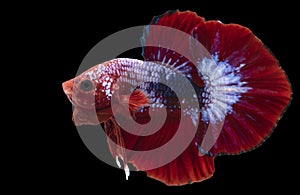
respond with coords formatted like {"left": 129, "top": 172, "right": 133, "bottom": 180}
{"left": 62, "top": 64, "right": 116, "bottom": 126}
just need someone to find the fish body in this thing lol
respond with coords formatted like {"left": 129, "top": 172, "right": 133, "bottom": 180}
{"left": 62, "top": 10, "right": 291, "bottom": 185}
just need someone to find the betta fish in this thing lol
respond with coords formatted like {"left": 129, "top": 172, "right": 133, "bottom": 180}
{"left": 62, "top": 10, "right": 291, "bottom": 185}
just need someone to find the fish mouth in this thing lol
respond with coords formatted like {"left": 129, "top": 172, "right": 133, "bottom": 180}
{"left": 62, "top": 80, "right": 74, "bottom": 104}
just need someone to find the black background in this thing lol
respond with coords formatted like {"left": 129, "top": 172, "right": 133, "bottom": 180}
{"left": 26, "top": 0, "right": 298, "bottom": 193}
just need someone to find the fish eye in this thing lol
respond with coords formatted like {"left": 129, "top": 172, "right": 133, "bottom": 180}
{"left": 80, "top": 80, "right": 93, "bottom": 91}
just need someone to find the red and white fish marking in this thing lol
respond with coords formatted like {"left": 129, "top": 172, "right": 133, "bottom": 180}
{"left": 62, "top": 10, "right": 292, "bottom": 186}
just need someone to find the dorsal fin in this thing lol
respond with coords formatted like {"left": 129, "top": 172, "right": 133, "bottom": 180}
{"left": 141, "top": 10, "right": 206, "bottom": 87}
